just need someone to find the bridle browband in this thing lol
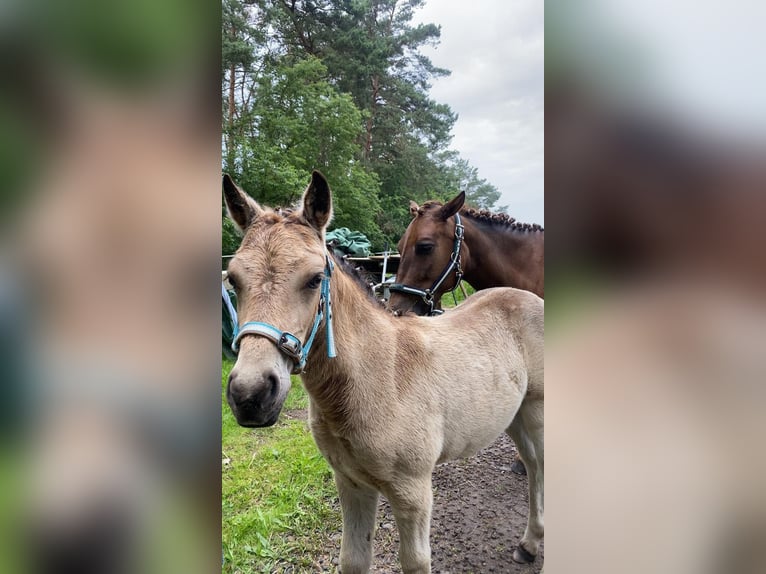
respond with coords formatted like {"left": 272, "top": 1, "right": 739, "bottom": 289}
{"left": 389, "top": 213, "right": 465, "bottom": 316}
{"left": 229, "top": 254, "right": 337, "bottom": 374}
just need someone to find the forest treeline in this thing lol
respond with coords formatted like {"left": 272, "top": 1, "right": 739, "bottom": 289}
{"left": 222, "top": 0, "right": 503, "bottom": 255}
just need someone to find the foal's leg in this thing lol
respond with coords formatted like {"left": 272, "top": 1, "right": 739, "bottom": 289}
{"left": 507, "top": 397, "right": 544, "bottom": 563}
{"left": 384, "top": 476, "right": 433, "bottom": 574}
{"left": 335, "top": 472, "right": 379, "bottom": 574}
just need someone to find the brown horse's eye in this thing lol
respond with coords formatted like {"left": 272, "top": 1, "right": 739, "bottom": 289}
{"left": 305, "top": 274, "right": 323, "bottom": 290}
{"left": 227, "top": 274, "right": 239, "bottom": 291}
{"left": 415, "top": 243, "right": 435, "bottom": 256}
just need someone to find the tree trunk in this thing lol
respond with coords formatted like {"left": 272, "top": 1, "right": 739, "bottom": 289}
{"left": 364, "top": 74, "right": 379, "bottom": 160}
{"left": 226, "top": 59, "right": 236, "bottom": 173}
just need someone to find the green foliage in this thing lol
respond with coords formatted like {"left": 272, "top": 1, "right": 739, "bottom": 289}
{"left": 222, "top": 360, "right": 341, "bottom": 572}
{"left": 222, "top": 215, "right": 241, "bottom": 261}
{"left": 441, "top": 152, "right": 504, "bottom": 210}
{"left": 222, "top": 0, "right": 503, "bottom": 254}
{"left": 223, "top": 54, "right": 384, "bottom": 246}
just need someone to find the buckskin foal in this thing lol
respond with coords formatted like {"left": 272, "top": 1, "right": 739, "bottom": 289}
{"left": 223, "top": 171, "right": 544, "bottom": 573}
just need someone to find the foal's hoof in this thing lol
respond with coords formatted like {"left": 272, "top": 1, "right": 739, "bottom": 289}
{"left": 512, "top": 544, "right": 536, "bottom": 564}
{"left": 511, "top": 458, "right": 527, "bottom": 475}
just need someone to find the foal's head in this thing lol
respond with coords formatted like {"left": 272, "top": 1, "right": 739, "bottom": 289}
{"left": 223, "top": 171, "right": 332, "bottom": 427}
{"left": 389, "top": 191, "right": 465, "bottom": 315}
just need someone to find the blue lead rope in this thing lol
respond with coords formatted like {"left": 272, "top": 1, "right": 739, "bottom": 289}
{"left": 323, "top": 255, "right": 337, "bottom": 359}
{"left": 222, "top": 282, "right": 238, "bottom": 334}
{"left": 227, "top": 253, "right": 336, "bottom": 373}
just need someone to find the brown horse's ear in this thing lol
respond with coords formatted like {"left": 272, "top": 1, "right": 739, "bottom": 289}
{"left": 409, "top": 200, "right": 419, "bottom": 218}
{"left": 440, "top": 191, "right": 465, "bottom": 220}
{"left": 223, "top": 174, "right": 264, "bottom": 232}
{"left": 301, "top": 170, "right": 333, "bottom": 232}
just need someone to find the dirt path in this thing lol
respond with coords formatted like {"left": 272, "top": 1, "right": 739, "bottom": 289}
{"left": 316, "top": 433, "right": 543, "bottom": 573}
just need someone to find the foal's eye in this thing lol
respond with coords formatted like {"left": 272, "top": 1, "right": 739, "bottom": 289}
{"left": 415, "top": 243, "right": 435, "bottom": 256}
{"left": 305, "top": 274, "right": 323, "bottom": 290}
{"left": 227, "top": 274, "right": 239, "bottom": 291}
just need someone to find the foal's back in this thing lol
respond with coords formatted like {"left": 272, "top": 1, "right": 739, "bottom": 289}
{"left": 394, "top": 287, "right": 544, "bottom": 464}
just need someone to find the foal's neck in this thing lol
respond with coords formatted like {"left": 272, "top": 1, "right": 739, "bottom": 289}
{"left": 462, "top": 217, "right": 544, "bottom": 297}
{"left": 300, "top": 265, "right": 391, "bottom": 418}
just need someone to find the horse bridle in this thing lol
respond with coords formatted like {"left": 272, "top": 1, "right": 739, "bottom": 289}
{"left": 228, "top": 254, "right": 337, "bottom": 373}
{"left": 389, "top": 213, "right": 465, "bottom": 316}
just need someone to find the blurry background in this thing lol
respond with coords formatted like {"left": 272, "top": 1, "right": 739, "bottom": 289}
{"left": 0, "top": 1, "right": 221, "bottom": 573}
{"left": 546, "top": 1, "right": 766, "bottom": 573}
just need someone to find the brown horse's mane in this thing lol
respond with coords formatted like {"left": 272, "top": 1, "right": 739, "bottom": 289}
{"left": 420, "top": 201, "right": 543, "bottom": 233}
{"left": 462, "top": 208, "right": 544, "bottom": 233}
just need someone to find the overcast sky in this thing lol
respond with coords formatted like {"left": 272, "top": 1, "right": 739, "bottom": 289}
{"left": 412, "top": 0, "right": 544, "bottom": 224}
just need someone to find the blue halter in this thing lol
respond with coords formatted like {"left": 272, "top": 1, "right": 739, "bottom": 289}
{"left": 227, "top": 254, "right": 337, "bottom": 374}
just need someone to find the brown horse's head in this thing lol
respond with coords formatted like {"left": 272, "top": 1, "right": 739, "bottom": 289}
{"left": 389, "top": 191, "right": 465, "bottom": 315}
{"left": 223, "top": 171, "right": 332, "bottom": 427}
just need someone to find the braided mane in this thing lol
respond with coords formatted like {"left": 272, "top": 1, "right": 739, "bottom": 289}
{"left": 461, "top": 208, "right": 543, "bottom": 232}
{"left": 420, "top": 201, "right": 543, "bottom": 233}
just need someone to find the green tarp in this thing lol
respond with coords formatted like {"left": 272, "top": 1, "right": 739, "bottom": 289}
{"left": 325, "top": 228, "right": 371, "bottom": 257}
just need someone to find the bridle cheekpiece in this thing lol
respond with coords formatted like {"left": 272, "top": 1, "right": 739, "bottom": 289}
{"left": 389, "top": 213, "right": 465, "bottom": 316}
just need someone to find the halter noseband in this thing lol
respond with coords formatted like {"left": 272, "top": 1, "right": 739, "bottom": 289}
{"left": 228, "top": 254, "right": 337, "bottom": 374}
{"left": 389, "top": 213, "right": 465, "bottom": 316}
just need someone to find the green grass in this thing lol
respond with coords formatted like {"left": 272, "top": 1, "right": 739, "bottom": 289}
{"left": 222, "top": 360, "right": 341, "bottom": 573}
{"left": 442, "top": 282, "right": 475, "bottom": 309}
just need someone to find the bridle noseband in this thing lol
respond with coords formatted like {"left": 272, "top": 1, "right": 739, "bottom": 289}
{"left": 228, "top": 254, "right": 337, "bottom": 374}
{"left": 389, "top": 213, "right": 464, "bottom": 316}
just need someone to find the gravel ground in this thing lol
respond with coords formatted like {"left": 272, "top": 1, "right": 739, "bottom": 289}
{"left": 315, "top": 433, "right": 543, "bottom": 573}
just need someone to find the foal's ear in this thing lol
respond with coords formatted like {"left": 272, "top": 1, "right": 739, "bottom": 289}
{"left": 409, "top": 201, "right": 420, "bottom": 218}
{"left": 301, "top": 170, "right": 333, "bottom": 232}
{"left": 223, "top": 174, "right": 264, "bottom": 232}
{"left": 440, "top": 191, "right": 466, "bottom": 220}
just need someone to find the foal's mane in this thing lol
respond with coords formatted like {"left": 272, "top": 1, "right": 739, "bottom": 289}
{"left": 331, "top": 254, "right": 386, "bottom": 309}
{"left": 420, "top": 201, "right": 544, "bottom": 233}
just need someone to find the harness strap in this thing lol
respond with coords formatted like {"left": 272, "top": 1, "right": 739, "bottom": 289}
{"left": 389, "top": 213, "right": 465, "bottom": 316}
{"left": 323, "top": 255, "right": 337, "bottom": 359}
{"left": 232, "top": 322, "right": 304, "bottom": 365}
{"left": 388, "top": 284, "right": 431, "bottom": 298}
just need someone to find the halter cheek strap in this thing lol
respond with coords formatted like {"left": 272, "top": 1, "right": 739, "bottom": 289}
{"left": 228, "top": 254, "right": 336, "bottom": 374}
{"left": 389, "top": 213, "right": 465, "bottom": 316}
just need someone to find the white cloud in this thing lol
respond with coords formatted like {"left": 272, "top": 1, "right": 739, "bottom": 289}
{"left": 413, "top": 0, "right": 544, "bottom": 224}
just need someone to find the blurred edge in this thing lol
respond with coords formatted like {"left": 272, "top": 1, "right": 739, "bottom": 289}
{"left": 5, "top": 0, "right": 766, "bottom": 573}
{"left": 0, "top": 1, "right": 221, "bottom": 573}
{"left": 546, "top": 1, "right": 766, "bottom": 574}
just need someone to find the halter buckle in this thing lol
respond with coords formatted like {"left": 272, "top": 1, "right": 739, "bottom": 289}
{"left": 277, "top": 333, "right": 302, "bottom": 362}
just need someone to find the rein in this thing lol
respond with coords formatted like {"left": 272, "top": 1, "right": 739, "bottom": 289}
{"left": 228, "top": 254, "right": 337, "bottom": 374}
{"left": 389, "top": 213, "right": 465, "bottom": 316}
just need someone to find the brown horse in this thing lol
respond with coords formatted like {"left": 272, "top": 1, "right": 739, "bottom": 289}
{"left": 223, "top": 171, "right": 544, "bottom": 573}
{"left": 389, "top": 192, "right": 544, "bottom": 316}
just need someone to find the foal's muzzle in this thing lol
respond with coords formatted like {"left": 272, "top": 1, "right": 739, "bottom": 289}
{"left": 226, "top": 366, "right": 288, "bottom": 428}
